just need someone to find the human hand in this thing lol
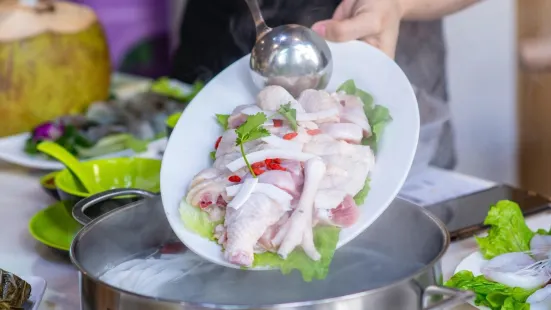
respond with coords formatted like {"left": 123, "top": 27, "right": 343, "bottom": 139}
{"left": 311, "top": 0, "right": 404, "bottom": 59}
{"left": 520, "top": 36, "right": 551, "bottom": 71}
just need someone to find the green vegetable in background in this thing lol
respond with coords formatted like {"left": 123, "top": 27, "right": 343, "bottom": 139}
{"left": 76, "top": 134, "right": 149, "bottom": 158}
{"left": 445, "top": 271, "right": 534, "bottom": 310}
{"left": 150, "top": 77, "right": 204, "bottom": 102}
{"left": 25, "top": 124, "right": 94, "bottom": 157}
{"left": 475, "top": 200, "right": 535, "bottom": 259}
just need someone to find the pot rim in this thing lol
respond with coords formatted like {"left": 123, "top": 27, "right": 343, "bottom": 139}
{"left": 70, "top": 198, "right": 450, "bottom": 309}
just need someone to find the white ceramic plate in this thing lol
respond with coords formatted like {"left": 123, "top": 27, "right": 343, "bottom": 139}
{"left": 0, "top": 77, "right": 189, "bottom": 170}
{"left": 454, "top": 251, "right": 488, "bottom": 309}
{"left": 21, "top": 275, "right": 47, "bottom": 310}
{"left": 0, "top": 133, "right": 141, "bottom": 170}
{"left": 161, "top": 40, "right": 420, "bottom": 269}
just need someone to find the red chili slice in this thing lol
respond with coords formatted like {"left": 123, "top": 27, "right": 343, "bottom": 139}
{"left": 283, "top": 133, "right": 298, "bottom": 140}
{"left": 273, "top": 119, "right": 283, "bottom": 127}
{"left": 214, "top": 136, "right": 222, "bottom": 149}
{"left": 273, "top": 158, "right": 282, "bottom": 164}
{"left": 251, "top": 162, "right": 265, "bottom": 169}
{"left": 228, "top": 175, "right": 241, "bottom": 183}
{"left": 253, "top": 167, "right": 265, "bottom": 176}
{"left": 307, "top": 129, "right": 321, "bottom": 135}
{"left": 268, "top": 163, "right": 286, "bottom": 171}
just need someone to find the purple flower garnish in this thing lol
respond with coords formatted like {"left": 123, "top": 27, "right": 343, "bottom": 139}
{"left": 32, "top": 122, "right": 65, "bottom": 141}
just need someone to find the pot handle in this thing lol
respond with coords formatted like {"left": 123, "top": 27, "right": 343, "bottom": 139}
{"left": 72, "top": 188, "right": 157, "bottom": 225}
{"left": 422, "top": 286, "right": 474, "bottom": 310}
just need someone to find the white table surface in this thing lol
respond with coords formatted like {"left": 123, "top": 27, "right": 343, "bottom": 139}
{"left": 1, "top": 160, "right": 548, "bottom": 309}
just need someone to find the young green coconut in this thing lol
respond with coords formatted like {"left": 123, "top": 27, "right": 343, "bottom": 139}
{"left": 0, "top": 0, "right": 111, "bottom": 137}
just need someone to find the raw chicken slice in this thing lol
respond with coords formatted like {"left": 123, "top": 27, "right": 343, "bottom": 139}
{"left": 334, "top": 93, "right": 371, "bottom": 136}
{"left": 227, "top": 104, "right": 254, "bottom": 129}
{"left": 298, "top": 89, "right": 340, "bottom": 112}
{"left": 256, "top": 85, "right": 302, "bottom": 112}
{"left": 224, "top": 193, "right": 289, "bottom": 266}
{"left": 258, "top": 170, "right": 300, "bottom": 197}
{"left": 189, "top": 168, "right": 221, "bottom": 188}
{"left": 215, "top": 130, "right": 238, "bottom": 158}
{"left": 186, "top": 177, "right": 226, "bottom": 209}
{"left": 279, "top": 160, "right": 305, "bottom": 191}
{"left": 319, "top": 123, "right": 363, "bottom": 144}
{"left": 316, "top": 195, "right": 360, "bottom": 228}
{"left": 297, "top": 89, "right": 340, "bottom": 123}
{"left": 481, "top": 252, "right": 550, "bottom": 290}
{"left": 314, "top": 189, "right": 347, "bottom": 210}
{"left": 273, "top": 157, "right": 326, "bottom": 261}
{"left": 304, "top": 134, "right": 374, "bottom": 196}
{"left": 258, "top": 213, "right": 290, "bottom": 252}
{"left": 527, "top": 285, "right": 551, "bottom": 310}
{"left": 531, "top": 234, "right": 551, "bottom": 260}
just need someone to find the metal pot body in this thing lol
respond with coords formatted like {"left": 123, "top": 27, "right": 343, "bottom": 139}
{"left": 70, "top": 189, "right": 472, "bottom": 310}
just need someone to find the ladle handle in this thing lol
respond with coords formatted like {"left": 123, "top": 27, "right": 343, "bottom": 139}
{"left": 244, "top": 0, "right": 271, "bottom": 38}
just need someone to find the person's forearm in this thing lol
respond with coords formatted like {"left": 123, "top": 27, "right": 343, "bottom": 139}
{"left": 400, "top": 0, "right": 480, "bottom": 20}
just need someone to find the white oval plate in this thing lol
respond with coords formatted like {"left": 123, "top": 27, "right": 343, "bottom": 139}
{"left": 0, "top": 76, "right": 189, "bottom": 171}
{"left": 454, "top": 251, "right": 489, "bottom": 310}
{"left": 0, "top": 133, "right": 166, "bottom": 170}
{"left": 161, "top": 40, "right": 420, "bottom": 269}
{"left": 21, "top": 275, "right": 47, "bottom": 310}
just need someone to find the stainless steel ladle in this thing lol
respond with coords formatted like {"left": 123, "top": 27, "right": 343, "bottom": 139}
{"left": 245, "top": 0, "right": 333, "bottom": 97}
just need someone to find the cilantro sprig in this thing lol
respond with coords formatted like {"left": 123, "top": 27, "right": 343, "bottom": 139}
{"left": 235, "top": 113, "right": 270, "bottom": 177}
{"left": 215, "top": 114, "right": 230, "bottom": 130}
{"left": 277, "top": 103, "right": 298, "bottom": 131}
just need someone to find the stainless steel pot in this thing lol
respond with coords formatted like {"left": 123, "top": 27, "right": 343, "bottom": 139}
{"left": 70, "top": 189, "right": 473, "bottom": 310}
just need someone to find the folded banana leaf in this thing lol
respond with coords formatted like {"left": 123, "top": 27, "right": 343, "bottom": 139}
{"left": 0, "top": 269, "right": 31, "bottom": 309}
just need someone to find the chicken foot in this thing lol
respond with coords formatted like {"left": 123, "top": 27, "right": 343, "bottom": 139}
{"left": 273, "top": 157, "right": 326, "bottom": 261}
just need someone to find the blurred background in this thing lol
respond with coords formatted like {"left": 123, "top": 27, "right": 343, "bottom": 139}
{"left": 103, "top": 0, "right": 551, "bottom": 194}
{"left": 3, "top": 0, "right": 551, "bottom": 194}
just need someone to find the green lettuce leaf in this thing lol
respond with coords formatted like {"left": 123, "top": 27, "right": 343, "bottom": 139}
{"left": 179, "top": 201, "right": 222, "bottom": 241}
{"left": 475, "top": 200, "right": 535, "bottom": 259}
{"left": 336, "top": 79, "right": 391, "bottom": 152}
{"left": 353, "top": 177, "right": 371, "bottom": 205}
{"left": 253, "top": 226, "right": 340, "bottom": 281}
{"left": 179, "top": 201, "right": 340, "bottom": 281}
{"left": 445, "top": 270, "right": 534, "bottom": 310}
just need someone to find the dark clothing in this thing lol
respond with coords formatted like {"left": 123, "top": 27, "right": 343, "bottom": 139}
{"left": 171, "top": 0, "right": 455, "bottom": 169}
